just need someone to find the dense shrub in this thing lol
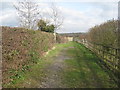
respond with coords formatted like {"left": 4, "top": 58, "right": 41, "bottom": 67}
{"left": 37, "top": 19, "right": 55, "bottom": 33}
{"left": 87, "top": 20, "right": 118, "bottom": 47}
{"left": 2, "top": 26, "right": 54, "bottom": 85}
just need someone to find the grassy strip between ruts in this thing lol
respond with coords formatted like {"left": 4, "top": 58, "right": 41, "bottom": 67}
{"left": 61, "top": 42, "right": 117, "bottom": 88}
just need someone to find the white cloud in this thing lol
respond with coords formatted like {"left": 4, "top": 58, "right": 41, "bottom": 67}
{"left": 0, "top": 9, "right": 18, "bottom": 26}
{"left": 0, "top": 1, "right": 118, "bottom": 33}
{"left": 0, "top": 0, "right": 119, "bottom": 2}
{"left": 57, "top": 2, "right": 118, "bottom": 33}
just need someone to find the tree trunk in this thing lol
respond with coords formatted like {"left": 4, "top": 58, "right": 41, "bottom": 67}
{"left": 53, "top": 32, "right": 56, "bottom": 43}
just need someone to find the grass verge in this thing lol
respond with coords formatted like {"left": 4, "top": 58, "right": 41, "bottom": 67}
{"left": 62, "top": 42, "right": 117, "bottom": 88}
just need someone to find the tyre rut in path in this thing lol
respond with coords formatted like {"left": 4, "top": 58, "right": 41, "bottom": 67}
{"left": 40, "top": 47, "right": 72, "bottom": 88}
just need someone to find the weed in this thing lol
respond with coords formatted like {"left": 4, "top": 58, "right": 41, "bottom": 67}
{"left": 5, "top": 50, "right": 19, "bottom": 61}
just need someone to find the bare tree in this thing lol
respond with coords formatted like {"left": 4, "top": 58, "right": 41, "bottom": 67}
{"left": 49, "top": 2, "right": 64, "bottom": 42}
{"left": 49, "top": 2, "right": 64, "bottom": 31}
{"left": 14, "top": 0, "right": 40, "bottom": 30}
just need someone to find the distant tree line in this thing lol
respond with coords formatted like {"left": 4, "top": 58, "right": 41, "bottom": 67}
{"left": 86, "top": 19, "right": 118, "bottom": 47}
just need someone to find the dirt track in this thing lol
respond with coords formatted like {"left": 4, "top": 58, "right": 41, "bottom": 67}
{"left": 40, "top": 47, "right": 71, "bottom": 88}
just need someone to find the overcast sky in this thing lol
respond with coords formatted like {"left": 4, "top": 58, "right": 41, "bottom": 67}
{"left": 0, "top": 0, "right": 119, "bottom": 33}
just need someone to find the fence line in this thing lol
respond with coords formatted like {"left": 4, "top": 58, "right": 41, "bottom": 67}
{"left": 75, "top": 39, "right": 120, "bottom": 85}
